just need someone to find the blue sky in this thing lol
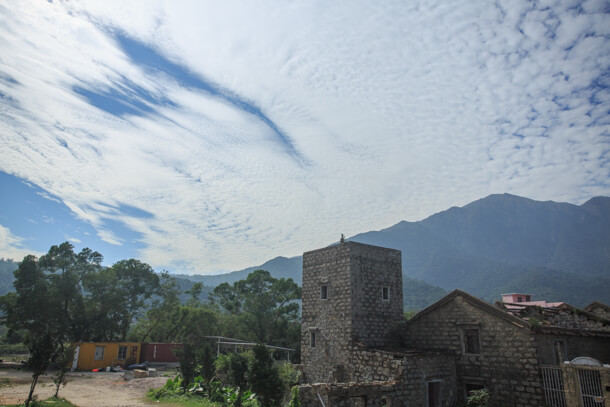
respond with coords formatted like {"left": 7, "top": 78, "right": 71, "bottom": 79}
{"left": 0, "top": 0, "right": 609, "bottom": 274}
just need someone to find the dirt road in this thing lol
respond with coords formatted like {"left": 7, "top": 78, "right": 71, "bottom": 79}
{"left": 0, "top": 370, "right": 168, "bottom": 406}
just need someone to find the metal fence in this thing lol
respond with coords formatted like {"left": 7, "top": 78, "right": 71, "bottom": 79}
{"left": 541, "top": 366, "right": 567, "bottom": 407}
{"left": 577, "top": 368, "right": 604, "bottom": 407}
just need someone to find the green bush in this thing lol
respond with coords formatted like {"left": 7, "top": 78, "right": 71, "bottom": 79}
{"left": 147, "top": 374, "right": 261, "bottom": 407}
{"left": 467, "top": 389, "right": 490, "bottom": 407}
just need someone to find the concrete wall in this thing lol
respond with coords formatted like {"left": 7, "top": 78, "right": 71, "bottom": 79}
{"left": 406, "top": 294, "right": 544, "bottom": 407}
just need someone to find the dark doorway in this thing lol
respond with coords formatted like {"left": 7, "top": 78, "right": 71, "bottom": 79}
{"left": 428, "top": 381, "right": 441, "bottom": 407}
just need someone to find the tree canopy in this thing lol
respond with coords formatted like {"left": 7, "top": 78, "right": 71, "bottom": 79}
{"left": 211, "top": 269, "right": 301, "bottom": 345}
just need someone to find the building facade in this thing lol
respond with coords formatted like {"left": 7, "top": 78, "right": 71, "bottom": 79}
{"left": 406, "top": 290, "right": 544, "bottom": 406}
{"left": 299, "top": 241, "right": 610, "bottom": 406}
{"left": 300, "top": 241, "right": 456, "bottom": 406}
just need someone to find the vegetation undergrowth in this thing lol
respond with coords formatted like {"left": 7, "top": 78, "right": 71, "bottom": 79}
{"left": 148, "top": 344, "right": 301, "bottom": 407}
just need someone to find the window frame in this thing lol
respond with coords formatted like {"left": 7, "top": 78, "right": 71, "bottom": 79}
{"left": 94, "top": 345, "right": 105, "bottom": 361}
{"left": 117, "top": 345, "right": 128, "bottom": 360}
{"left": 310, "top": 331, "right": 316, "bottom": 348}
{"left": 462, "top": 328, "right": 481, "bottom": 354}
{"left": 320, "top": 284, "right": 328, "bottom": 300}
{"left": 552, "top": 339, "right": 567, "bottom": 364}
{"left": 382, "top": 286, "right": 390, "bottom": 302}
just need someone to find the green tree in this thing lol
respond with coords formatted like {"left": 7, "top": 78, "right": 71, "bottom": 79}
{"left": 175, "top": 339, "right": 199, "bottom": 392}
{"left": 129, "top": 271, "right": 182, "bottom": 342}
{"left": 211, "top": 270, "right": 301, "bottom": 344}
{"left": 199, "top": 341, "right": 216, "bottom": 384}
{"left": 38, "top": 242, "right": 103, "bottom": 342}
{"left": 1, "top": 255, "right": 63, "bottom": 406}
{"left": 229, "top": 352, "right": 249, "bottom": 407}
{"left": 248, "top": 344, "right": 282, "bottom": 407}
{"left": 53, "top": 346, "right": 75, "bottom": 398}
{"left": 185, "top": 281, "right": 204, "bottom": 306}
{"left": 111, "top": 259, "right": 160, "bottom": 340}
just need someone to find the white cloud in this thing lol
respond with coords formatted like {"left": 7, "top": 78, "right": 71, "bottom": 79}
{"left": 0, "top": 0, "right": 608, "bottom": 273}
{"left": 0, "top": 225, "right": 44, "bottom": 261}
{"left": 97, "top": 229, "right": 122, "bottom": 246}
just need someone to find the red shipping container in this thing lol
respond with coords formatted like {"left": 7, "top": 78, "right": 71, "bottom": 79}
{"left": 140, "top": 343, "right": 182, "bottom": 363}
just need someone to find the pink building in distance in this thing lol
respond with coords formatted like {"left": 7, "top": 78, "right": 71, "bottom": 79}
{"left": 501, "top": 293, "right": 564, "bottom": 311}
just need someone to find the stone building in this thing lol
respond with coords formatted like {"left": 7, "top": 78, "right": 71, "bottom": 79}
{"left": 298, "top": 241, "right": 610, "bottom": 406}
{"left": 496, "top": 301, "right": 610, "bottom": 365}
{"left": 406, "top": 290, "right": 545, "bottom": 406}
{"left": 301, "top": 241, "right": 404, "bottom": 383}
{"left": 300, "top": 241, "right": 457, "bottom": 406}
{"left": 407, "top": 290, "right": 610, "bottom": 406}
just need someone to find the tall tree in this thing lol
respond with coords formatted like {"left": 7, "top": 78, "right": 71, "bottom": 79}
{"left": 38, "top": 242, "right": 103, "bottom": 341}
{"left": 211, "top": 270, "right": 301, "bottom": 344}
{"left": 248, "top": 343, "right": 283, "bottom": 407}
{"left": 111, "top": 259, "right": 160, "bottom": 340}
{"left": 1, "top": 255, "right": 63, "bottom": 406}
{"left": 129, "top": 271, "right": 181, "bottom": 342}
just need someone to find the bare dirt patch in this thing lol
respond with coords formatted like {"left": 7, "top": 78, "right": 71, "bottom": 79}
{"left": 0, "top": 370, "right": 168, "bottom": 407}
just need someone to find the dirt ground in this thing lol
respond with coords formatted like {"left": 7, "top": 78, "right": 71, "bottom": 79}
{"left": 0, "top": 369, "right": 169, "bottom": 407}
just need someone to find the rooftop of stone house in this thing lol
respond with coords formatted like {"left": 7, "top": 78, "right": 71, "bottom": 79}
{"left": 495, "top": 298, "right": 610, "bottom": 335}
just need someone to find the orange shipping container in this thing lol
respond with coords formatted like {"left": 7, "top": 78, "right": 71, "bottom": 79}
{"left": 71, "top": 342, "right": 141, "bottom": 371}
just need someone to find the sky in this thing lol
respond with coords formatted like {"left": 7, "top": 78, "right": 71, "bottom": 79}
{"left": 0, "top": 0, "right": 609, "bottom": 274}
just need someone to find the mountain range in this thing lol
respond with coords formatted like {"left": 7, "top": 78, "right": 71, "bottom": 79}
{"left": 2, "top": 194, "right": 609, "bottom": 309}
{"left": 178, "top": 193, "right": 610, "bottom": 308}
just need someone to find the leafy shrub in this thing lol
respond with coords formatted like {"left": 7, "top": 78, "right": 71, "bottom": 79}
{"left": 467, "top": 389, "right": 490, "bottom": 407}
{"left": 148, "top": 375, "right": 183, "bottom": 399}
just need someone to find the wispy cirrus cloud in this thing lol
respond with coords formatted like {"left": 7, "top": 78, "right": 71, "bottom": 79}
{"left": 0, "top": 0, "right": 608, "bottom": 273}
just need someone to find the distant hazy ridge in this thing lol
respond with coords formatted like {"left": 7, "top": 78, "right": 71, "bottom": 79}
{"left": 2, "top": 194, "right": 609, "bottom": 309}
{"left": 179, "top": 194, "right": 610, "bottom": 308}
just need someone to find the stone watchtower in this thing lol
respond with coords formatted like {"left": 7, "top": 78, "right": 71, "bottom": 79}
{"left": 301, "top": 241, "right": 403, "bottom": 383}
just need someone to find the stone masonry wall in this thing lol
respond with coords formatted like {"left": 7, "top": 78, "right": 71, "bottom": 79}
{"left": 301, "top": 243, "right": 353, "bottom": 383}
{"left": 406, "top": 295, "right": 543, "bottom": 407}
{"left": 350, "top": 347, "right": 405, "bottom": 383}
{"left": 299, "top": 352, "right": 457, "bottom": 407}
{"left": 534, "top": 334, "right": 610, "bottom": 365}
{"left": 301, "top": 242, "right": 403, "bottom": 384}
{"left": 348, "top": 243, "right": 403, "bottom": 349}
{"left": 542, "top": 308, "right": 610, "bottom": 331}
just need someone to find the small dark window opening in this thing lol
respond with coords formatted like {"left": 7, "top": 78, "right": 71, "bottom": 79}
{"left": 525, "top": 295, "right": 531, "bottom": 301}
{"left": 381, "top": 396, "right": 390, "bottom": 407}
{"left": 382, "top": 286, "right": 390, "bottom": 301}
{"left": 310, "top": 332, "right": 316, "bottom": 348}
{"left": 518, "top": 296, "right": 523, "bottom": 302}
{"left": 463, "top": 328, "right": 480, "bottom": 354}
{"left": 320, "top": 285, "right": 328, "bottom": 300}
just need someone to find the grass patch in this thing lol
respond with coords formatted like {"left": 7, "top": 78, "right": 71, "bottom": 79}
{"left": 145, "top": 395, "right": 221, "bottom": 407}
